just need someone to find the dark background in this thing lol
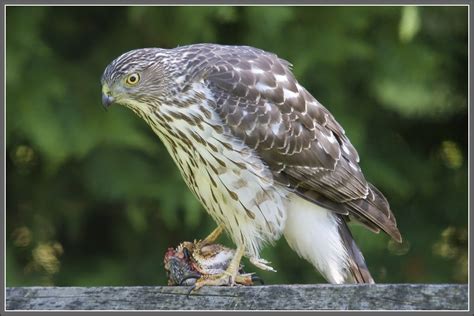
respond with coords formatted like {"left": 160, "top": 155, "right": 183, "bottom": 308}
{"left": 6, "top": 6, "right": 467, "bottom": 286}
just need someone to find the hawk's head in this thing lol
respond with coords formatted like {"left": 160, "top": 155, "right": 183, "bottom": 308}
{"left": 101, "top": 48, "right": 174, "bottom": 110}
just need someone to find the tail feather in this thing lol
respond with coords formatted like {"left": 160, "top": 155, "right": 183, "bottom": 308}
{"left": 284, "top": 194, "right": 374, "bottom": 284}
{"left": 346, "top": 184, "right": 402, "bottom": 243}
{"left": 337, "top": 216, "right": 374, "bottom": 284}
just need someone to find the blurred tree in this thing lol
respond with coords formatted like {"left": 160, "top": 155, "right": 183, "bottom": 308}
{"left": 6, "top": 5, "right": 467, "bottom": 286}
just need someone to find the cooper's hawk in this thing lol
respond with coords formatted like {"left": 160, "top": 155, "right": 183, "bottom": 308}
{"left": 101, "top": 43, "right": 401, "bottom": 287}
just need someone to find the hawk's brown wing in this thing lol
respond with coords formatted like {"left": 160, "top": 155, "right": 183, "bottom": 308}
{"left": 200, "top": 45, "right": 401, "bottom": 242}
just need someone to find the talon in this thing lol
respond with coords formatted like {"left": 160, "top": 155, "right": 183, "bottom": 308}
{"left": 179, "top": 272, "right": 201, "bottom": 286}
{"left": 251, "top": 274, "right": 264, "bottom": 285}
{"left": 234, "top": 273, "right": 255, "bottom": 286}
{"left": 186, "top": 285, "right": 196, "bottom": 298}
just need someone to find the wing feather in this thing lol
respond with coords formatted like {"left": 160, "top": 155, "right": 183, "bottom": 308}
{"left": 198, "top": 45, "right": 401, "bottom": 242}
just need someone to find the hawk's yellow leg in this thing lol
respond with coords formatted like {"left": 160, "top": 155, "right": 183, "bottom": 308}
{"left": 198, "top": 225, "right": 224, "bottom": 246}
{"left": 192, "top": 244, "right": 245, "bottom": 290}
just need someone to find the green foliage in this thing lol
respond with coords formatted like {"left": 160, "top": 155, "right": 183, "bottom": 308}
{"left": 6, "top": 6, "right": 467, "bottom": 286}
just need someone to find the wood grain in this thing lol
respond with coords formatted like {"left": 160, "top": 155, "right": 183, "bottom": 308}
{"left": 6, "top": 284, "right": 468, "bottom": 310}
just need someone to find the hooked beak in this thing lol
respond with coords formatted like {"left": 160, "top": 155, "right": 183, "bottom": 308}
{"left": 101, "top": 83, "right": 115, "bottom": 109}
{"left": 101, "top": 93, "right": 114, "bottom": 108}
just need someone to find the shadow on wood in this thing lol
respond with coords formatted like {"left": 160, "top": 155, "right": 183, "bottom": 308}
{"left": 6, "top": 284, "right": 468, "bottom": 311}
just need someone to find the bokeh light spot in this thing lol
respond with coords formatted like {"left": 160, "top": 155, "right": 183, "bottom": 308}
{"left": 440, "top": 140, "right": 463, "bottom": 169}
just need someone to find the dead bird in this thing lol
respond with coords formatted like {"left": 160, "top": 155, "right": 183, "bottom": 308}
{"left": 164, "top": 241, "right": 263, "bottom": 288}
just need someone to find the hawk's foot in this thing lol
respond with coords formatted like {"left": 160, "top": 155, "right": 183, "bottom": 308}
{"left": 250, "top": 257, "right": 277, "bottom": 272}
{"left": 182, "top": 272, "right": 260, "bottom": 287}
{"left": 189, "top": 244, "right": 245, "bottom": 293}
{"left": 193, "top": 271, "right": 255, "bottom": 290}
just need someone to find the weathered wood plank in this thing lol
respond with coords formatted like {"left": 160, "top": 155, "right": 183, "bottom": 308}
{"left": 6, "top": 284, "right": 468, "bottom": 311}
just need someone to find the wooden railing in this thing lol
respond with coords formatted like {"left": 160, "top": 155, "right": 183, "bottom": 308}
{"left": 6, "top": 284, "right": 468, "bottom": 310}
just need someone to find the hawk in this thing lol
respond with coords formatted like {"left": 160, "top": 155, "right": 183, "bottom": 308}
{"left": 101, "top": 43, "right": 402, "bottom": 288}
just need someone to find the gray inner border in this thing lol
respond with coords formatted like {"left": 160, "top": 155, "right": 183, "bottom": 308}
{"left": 1, "top": 1, "right": 471, "bottom": 316}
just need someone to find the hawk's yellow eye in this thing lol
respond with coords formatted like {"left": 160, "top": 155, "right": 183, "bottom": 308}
{"left": 126, "top": 73, "right": 140, "bottom": 85}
